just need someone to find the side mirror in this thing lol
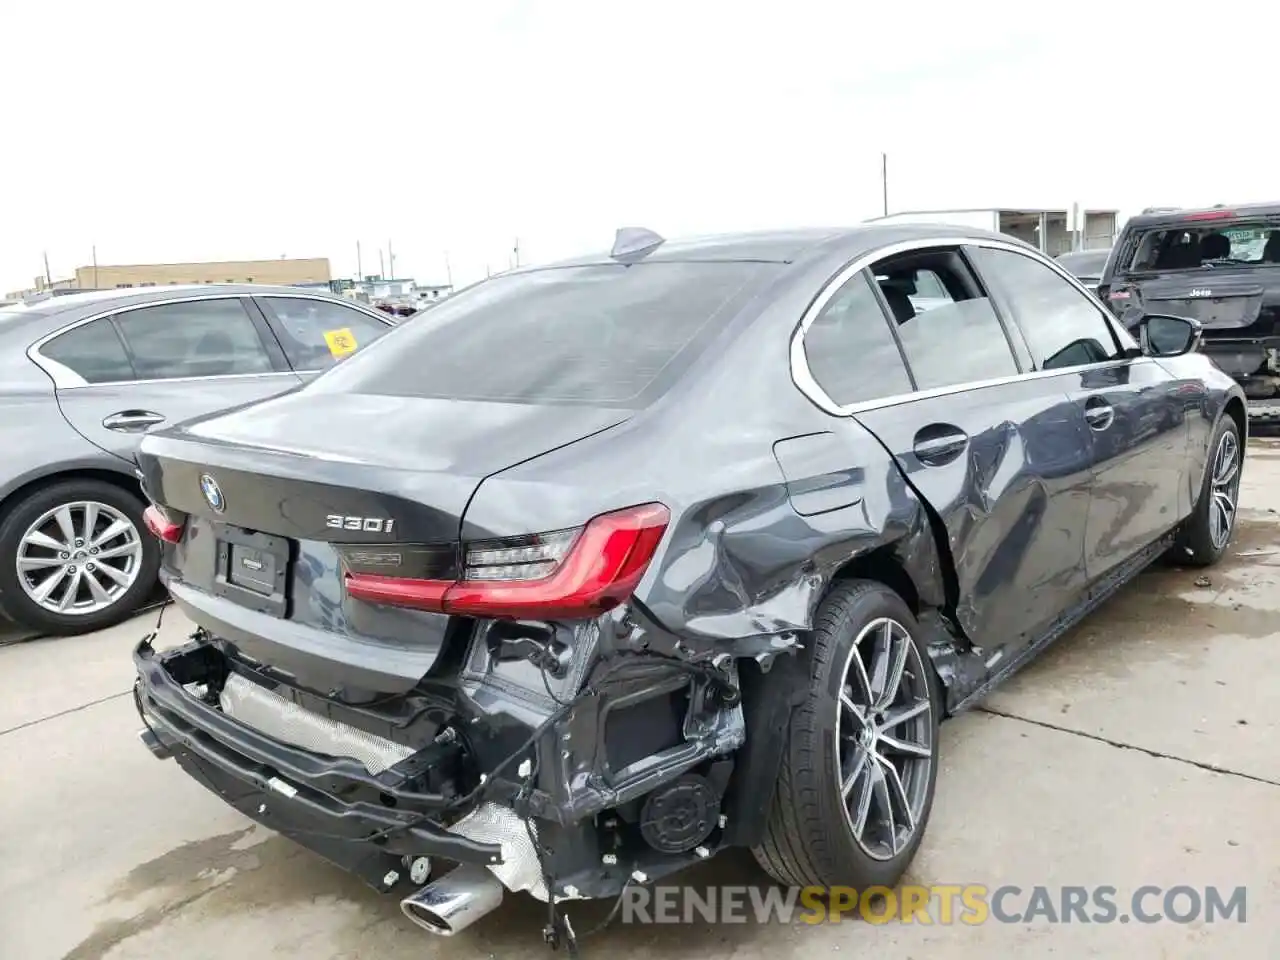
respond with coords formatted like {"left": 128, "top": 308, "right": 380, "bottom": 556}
{"left": 1140, "top": 314, "right": 1202, "bottom": 358}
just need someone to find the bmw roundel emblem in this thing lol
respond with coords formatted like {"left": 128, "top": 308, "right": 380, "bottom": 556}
{"left": 199, "top": 474, "right": 225, "bottom": 513}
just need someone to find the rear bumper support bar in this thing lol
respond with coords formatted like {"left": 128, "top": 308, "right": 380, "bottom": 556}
{"left": 132, "top": 637, "right": 503, "bottom": 883}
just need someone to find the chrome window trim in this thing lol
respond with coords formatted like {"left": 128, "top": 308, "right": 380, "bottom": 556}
{"left": 57, "top": 370, "right": 302, "bottom": 389}
{"left": 790, "top": 234, "right": 1140, "bottom": 417}
{"left": 253, "top": 291, "right": 393, "bottom": 325}
{"left": 26, "top": 291, "right": 393, "bottom": 389}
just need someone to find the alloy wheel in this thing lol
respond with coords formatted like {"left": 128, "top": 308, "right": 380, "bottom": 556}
{"left": 834, "top": 617, "right": 934, "bottom": 861}
{"left": 15, "top": 501, "right": 144, "bottom": 616}
{"left": 1209, "top": 430, "right": 1241, "bottom": 551}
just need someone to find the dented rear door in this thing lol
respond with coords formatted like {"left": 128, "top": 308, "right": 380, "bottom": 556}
{"left": 967, "top": 244, "right": 1189, "bottom": 584}
{"left": 855, "top": 377, "right": 1095, "bottom": 661}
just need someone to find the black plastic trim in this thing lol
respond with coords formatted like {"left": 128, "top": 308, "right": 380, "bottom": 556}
{"left": 132, "top": 638, "right": 502, "bottom": 867}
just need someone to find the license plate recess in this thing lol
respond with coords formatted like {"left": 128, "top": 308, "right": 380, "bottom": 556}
{"left": 212, "top": 526, "right": 291, "bottom": 618}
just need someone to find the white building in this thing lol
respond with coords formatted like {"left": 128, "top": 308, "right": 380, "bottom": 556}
{"left": 865, "top": 207, "right": 1119, "bottom": 255}
{"left": 350, "top": 276, "right": 415, "bottom": 299}
{"left": 412, "top": 282, "right": 454, "bottom": 304}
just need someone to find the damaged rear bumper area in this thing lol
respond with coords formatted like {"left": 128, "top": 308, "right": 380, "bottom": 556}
{"left": 132, "top": 638, "right": 506, "bottom": 894}
{"left": 132, "top": 620, "right": 769, "bottom": 932}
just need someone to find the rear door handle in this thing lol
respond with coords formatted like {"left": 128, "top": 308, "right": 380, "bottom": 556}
{"left": 102, "top": 410, "right": 167, "bottom": 432}
{"left": 1084, "top": 399, "right": 1114, "bottom": 432}
{"left": 913, "top": 425, "right": 969, "bottom": 466}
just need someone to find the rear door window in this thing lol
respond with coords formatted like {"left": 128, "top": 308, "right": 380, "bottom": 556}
{"left": 802, "top": 271, "right": 912, "bottom": 405}
{"left": 40, "top": 318, "right": 136, "bottom": 384}
{"left": 257, "top": 296, "right": 391, "bottom": 371}
{"left": 308, "top": 261, "right": 772, "bottom": 406}
{"left": 873, "top": 252, "right": 1020, "bottom": 390}
{"left": 970, "top": 247, "right": 1122, "bottom": 370}
{"left": 112, "top": 299, "right": 275, "bottom": 380}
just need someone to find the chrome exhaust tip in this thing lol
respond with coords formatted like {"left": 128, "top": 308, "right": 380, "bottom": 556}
{"left": 399, "top": 864, "right": 504, "bottom": 936}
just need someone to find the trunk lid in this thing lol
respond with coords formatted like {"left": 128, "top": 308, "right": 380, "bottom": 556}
{"left": 139, "top": 389, "right": 629, "bottom": 543}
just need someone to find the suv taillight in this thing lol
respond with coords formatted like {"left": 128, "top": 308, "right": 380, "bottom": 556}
{"left": 1102, "top": 282, "right": 1141, "bottom": 319}
{"left": 343, "top": 503, "right": 670, "bottom": 620}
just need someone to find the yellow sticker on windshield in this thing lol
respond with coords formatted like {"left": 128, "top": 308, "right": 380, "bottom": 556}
{"left": 323, "top": 328, "right": 358, "bottom": 357}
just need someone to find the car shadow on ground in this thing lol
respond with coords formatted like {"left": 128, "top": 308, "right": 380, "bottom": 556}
{"left": 64, "top": 825, "right": 818, "bottom": 959}
{"left": 999, "top": 508, "right": 1280, "bottom": 695}
{"left": 0, "top": 584, "right": 168, "bottom": 647}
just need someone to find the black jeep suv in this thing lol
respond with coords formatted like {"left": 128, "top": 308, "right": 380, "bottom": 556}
{"left": 1098, "top": 202, "right": 1280, "bottom": 419}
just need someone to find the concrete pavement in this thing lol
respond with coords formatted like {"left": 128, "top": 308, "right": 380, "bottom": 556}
{"left": 3, "top": 442, "right": 1278, "bottom": 959}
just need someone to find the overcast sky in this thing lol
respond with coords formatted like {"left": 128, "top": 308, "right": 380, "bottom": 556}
{"left": 0, "top": 2, "right": 1264, "bottom": 294}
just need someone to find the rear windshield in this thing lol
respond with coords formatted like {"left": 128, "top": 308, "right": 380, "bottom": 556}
{"left": 307, "top": 260, "right": 771, "bottom": 406}
{"left": 1124, "top": 221, "right": 1280, "bottom": 273}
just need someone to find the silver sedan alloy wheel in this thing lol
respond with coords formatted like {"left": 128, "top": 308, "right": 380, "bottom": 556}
{"left": 1209, "top": 429, "right": 1241, "bottom": 551}
{"left": 15, "top": 501, "right": 144, "bottom": 615}
{"left": 834, "top": 616, "right": 934, "bottom": 861}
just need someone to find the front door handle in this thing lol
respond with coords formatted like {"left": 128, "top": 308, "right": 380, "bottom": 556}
{"left": 913, "top": 424, "right": 969, "bottom": 466}
{"left": 102, "top": 410, "right": 167, "bottom": 432}
{"left": 1084, "top": 399, "right": 1115, "bottom": 432}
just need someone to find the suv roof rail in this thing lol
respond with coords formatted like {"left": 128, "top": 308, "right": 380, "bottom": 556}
{"left": 1141, "top": 206, "right": 1181, "bottom": 214}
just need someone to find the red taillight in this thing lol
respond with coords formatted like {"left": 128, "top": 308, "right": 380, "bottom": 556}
{"left": 143, "top": 505, "right": 185, "bottom": 544}
{"left": 344, "top": 502, "right": 671, "bottom": 620}
{"left": 1103, "top": 283, "right": 1141, "bottom": 318}
{"left": 342, "top": 575, "right": 450, "bottom": 610}
{"left": 1184, "top": 210, "right": 1236, "bottom": 221}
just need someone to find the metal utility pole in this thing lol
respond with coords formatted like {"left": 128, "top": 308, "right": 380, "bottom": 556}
{"left": 388, "top": 239, "right": 395, "bottom": 278}
{"left": 881, "top": 153, "right": 888, "bottom": 217}
{"left": 43, "top": 251, "right": 51, "bottom": 286}
{"left": 356, "top": 240, "right": 363, "bottom": 278}
{"left": 92, "top": 245, "right": 98, "bottom": 289}
{"left": 513, "top": 238, "right": 520, "bottom": 268}
{"left": 444, "top": 251, "right": 453, "bottom": 287}
{"left": 379, "top": 250, "right": 386, "bottom": 279}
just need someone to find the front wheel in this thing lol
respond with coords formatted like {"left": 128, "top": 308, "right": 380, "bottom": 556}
{"left": 752, "top": 579, "right": 941, "bottom": 890}
{"left": 1171, "top": 416, "right": 1243, "bottom": 568}
{"left": 0, "top": 479, "right": 160, "bottom": 636}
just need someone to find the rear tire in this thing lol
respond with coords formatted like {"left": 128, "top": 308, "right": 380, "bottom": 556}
{"left": 752, "top": 579, "right": 941, "bottom": 889}
{"left": 0, "top": 479, "right": 159, "bottom": 636}
{"left": 1170, "top": 415, "right": 1242, "bottom": 568}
